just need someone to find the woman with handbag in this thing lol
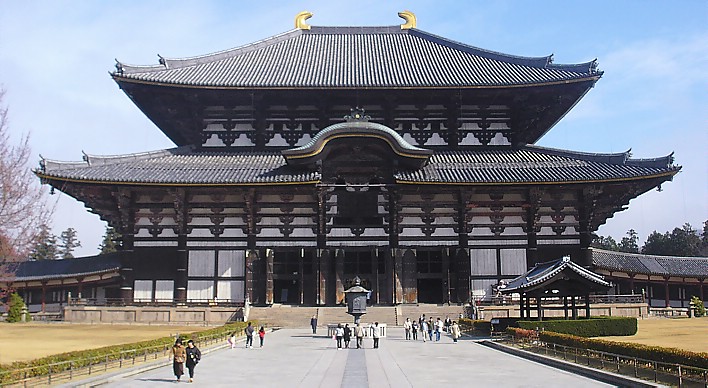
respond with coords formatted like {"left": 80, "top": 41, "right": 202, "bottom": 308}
{"left": 170, "top": 338, "right": 186, "bottom": 382}
{"left": 185, "top": 339, "right": 202, "bottom": 383}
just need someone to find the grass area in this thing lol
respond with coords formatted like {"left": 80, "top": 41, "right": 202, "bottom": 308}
{"left": 595, "top": 316, "right": 708, "bottom": 353}
{"left": 0, "top": 323, "right": 209, "bottom": 364}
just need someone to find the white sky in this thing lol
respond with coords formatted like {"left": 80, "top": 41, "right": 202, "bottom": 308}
{"left": 1, "top": 1, "right": 706, "bottom": 256}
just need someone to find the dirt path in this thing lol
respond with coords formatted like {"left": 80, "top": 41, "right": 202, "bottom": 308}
{"left": 0, "top": 323, "right": 211, "bottom": 364}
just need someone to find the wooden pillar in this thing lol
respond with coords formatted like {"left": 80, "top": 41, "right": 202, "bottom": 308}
{"left": 664, "top": 277, "right": 670, "bottom": 308}
{"left": 441, "top": 248, "right": 450, "bottom": 304}
{"left": 585, "top": 294, "right": 591, "bottom": 318}
{"left": 571, "top": 296, "right": 577, "bottom": 320}
{"left": 77, "top": 277, "right": 84, "bottom": 299}
{"left": 318, "top": 249, "right": 331, "bottom": 305}
{"left": 700, "top": 279, "right": 705, "bottom": 301}
{"left": 457, "top": 189, "right": 471, "bottom": 303}
{"left": 519, "top": 295, "right": 525, "bottom": 318}
{"left": 536, "top": 296, "right": 542, "bottom": 321}
{"left": 393, "top": 248, "right": 404, "bottom": 304}
{"left": 245, "top": 249, "right": 259, "bottom": 304}
{"left": 265, "top": 249, "right": 274, "bottom": 305}
{"left": 628, "top": 274, "right": 635, "bottom": 295}
{"left": 563, "top": 296, "right": 568, "bottom": 319}
{"left": 299, "top": 252, "right": 305, "bottom": 305}
{"left": 41, "top": 281, "right": 47, "bottom": 313}
{"left": 335, "top": 249, "right": 345, "bottom": 304}
{"left": 402, "top": 249, "right": 417, "bottom": 303}
{"left": 173, "top": 188, "right": 188, "bottom": 303}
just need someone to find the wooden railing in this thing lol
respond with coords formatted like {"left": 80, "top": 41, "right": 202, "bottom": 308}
{"left": 501, "top": 335, "right": 708, "bottom": 387}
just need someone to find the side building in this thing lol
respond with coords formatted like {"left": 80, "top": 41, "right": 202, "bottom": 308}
{"left": 32, "top": 12, "right": 680, "bottom": 307}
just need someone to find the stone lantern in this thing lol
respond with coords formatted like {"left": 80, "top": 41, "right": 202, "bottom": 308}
{"left": 344, "top": 276, "right": 370, "bottom": 324}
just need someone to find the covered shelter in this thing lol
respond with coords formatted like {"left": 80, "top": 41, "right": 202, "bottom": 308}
{"left": 501, "top": 256, "right": 611, "bottom": 320}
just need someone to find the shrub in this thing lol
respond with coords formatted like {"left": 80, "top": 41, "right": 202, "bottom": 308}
{"left": 458, "top": 318, "right": 491, "bottom": 333}
{"left": 517, "top": 317, "right": 636, "bottom": 337}
{"left": 539, "top": 331, "right": 708, "bottom": 369}
{"left": 690, "top": 296, "right": 705, "bottom": 317}
{"left": 6, "top": 293, "right": 27, "bottom": 323}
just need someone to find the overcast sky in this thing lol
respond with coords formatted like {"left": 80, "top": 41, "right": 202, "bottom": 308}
{"left": 1, "top": 1, "right": 706, "bottom": 257}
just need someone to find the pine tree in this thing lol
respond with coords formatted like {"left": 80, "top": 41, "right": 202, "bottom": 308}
{"left": 29, "top": 224, "right": 59, "bottom": 260}
{"left": 98, "top": 226, "right": 121, "bottom": 254}
{"left": 618, "top": 229, "right": 639, "bottom": 253}
{"left": 6, "top": 292, "right": 27, "bottom": 323}
{"left": 58, "top": 227, "right": 81, "bottom": 259}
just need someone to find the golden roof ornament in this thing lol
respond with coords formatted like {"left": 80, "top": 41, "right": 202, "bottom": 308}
{"left": 398, "top": 10, "right": 417, "bottom": 29}
{"left": 295, "top": 11, "right": 313, "bottom": 30}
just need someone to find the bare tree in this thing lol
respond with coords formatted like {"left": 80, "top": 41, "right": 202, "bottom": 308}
{"left": 0, "top": 88, "right": 54, "bottom": 271}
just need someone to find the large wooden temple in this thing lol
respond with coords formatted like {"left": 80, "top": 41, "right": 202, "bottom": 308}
{"left": 36, "top": 12, "right": 680, "bottom": 307}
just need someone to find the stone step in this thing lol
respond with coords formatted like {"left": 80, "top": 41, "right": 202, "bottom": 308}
{"left": 247, "top": 305, "right": 319, "bottom": 328}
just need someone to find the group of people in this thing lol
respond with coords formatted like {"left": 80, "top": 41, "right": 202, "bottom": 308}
{"left": 402, "top": 315, "right": 461, "bottom": 343}
{"left": 228, "top": 321, "right": 266, "bottom": 349}
{"left": 170, "top": 338, "right": 202, "bottom": 383}
{"left": 334, "top": 322, "right": 382, "bottom": 349}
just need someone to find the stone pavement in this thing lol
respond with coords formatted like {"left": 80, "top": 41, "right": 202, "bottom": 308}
{"left": 95, "top": 328, "right": 612, "bottom": 387}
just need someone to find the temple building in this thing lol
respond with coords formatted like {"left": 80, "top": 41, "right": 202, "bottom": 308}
{"left": 34, "top": 12, "right": 681, "bottom": 307}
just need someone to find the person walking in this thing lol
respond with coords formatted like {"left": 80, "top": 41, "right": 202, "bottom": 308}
{"left": 427, "top": 317, "right": 434, "bottom": 341}
{"left": 343, "top": 324, "right": 352, "bottom": 348}
{"left": 185, "top": 339, "right": 201, "bottom": 383}
{"left": 444, "top": 316, "right": 452, "bottom": 332}
{"left": 450, "top": 321, "right": 461, "bottom": 343}
{"left": 354, "top": 323, "right": 365, "bottom": 349}
{"left": 420, "top": 319, "right": 428, "bottom": 342}
{"left": 403, "top": 318, "right": 412, "bottom": 340}
{"left": 411, "top": 320, "right": 419, "bottom": 340}
{"left": 244, "top": 322, "right": 255, "bottom": 348}
{"left": 227, "top": 331, "right": 237, "bottom": 349}
{"left": 310, "top": 315, "right": 318, "bottom": 334}
{"left": 435, "top": 318, "right": 443, "bottom": 341}
{"left": 335, "top": 323, "right": 344, "bottom": 350}
{"left": 170, "top": 338, "right": 186, "bottom": 382}
{"left": 372, "top": 322, "right": 381, "bottom": 349}
{"left": 258, "top": 326, "right": 266, "bottom": 347}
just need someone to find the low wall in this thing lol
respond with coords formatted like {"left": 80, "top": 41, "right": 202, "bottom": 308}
{"left": 63, "top": 305, "right": 244, "bottom": 324}
{"left": 476, "top": 303, "right": 648, "bottom": 320}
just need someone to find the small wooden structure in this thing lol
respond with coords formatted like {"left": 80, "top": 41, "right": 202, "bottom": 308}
{"left": 501, "top": 257, "right": 611, "bottom": 320}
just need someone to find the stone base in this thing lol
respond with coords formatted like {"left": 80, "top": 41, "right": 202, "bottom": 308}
{"left": 63, "top": 305, "right": 244, "bottom": 325}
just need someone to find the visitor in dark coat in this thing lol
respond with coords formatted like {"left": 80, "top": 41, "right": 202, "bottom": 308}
{"left": 185, "top": 339, "right": 201, "bottom": 383}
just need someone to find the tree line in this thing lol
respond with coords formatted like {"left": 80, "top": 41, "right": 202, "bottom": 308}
{"left": 592, "top": 221, "right": 708, "bottom": 257}
{"left": 29, "top": 226, "right": 120, "bottom": 260}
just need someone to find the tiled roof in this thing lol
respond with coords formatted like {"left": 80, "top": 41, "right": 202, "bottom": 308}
{"left": 37, "top": 145, "right": 678, "bottom": 185}
{"left": 502, "top": 256, "right": 611, "bottom": 293}
{"left": 592, "top": 249, "right": 708, "bottom": 278}
{"left": 396, "top": 146, "right": 679, "bottom": 184}
{"left": 0, "top": 253, "right": 121, "bottom": 282}
{"left": 113, "top": 26, "right": 600, "bottom": 88}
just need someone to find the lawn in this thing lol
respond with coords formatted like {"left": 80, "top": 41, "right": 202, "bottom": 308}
{"left": 595, "top": 316, "right": 708, "bottom": 353}
{"left": 0, "top": 323, "right": 209, "bottom": 364}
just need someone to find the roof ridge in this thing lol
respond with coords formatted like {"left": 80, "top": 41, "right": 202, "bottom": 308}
{"left": 591, "top": 247, "right": 708, "bottom": 261}
{"left": 116, "top": 29, "right": 305, "bottom": 74}
{"left": 114, "top": 25, "right": 599, "bottom": 76}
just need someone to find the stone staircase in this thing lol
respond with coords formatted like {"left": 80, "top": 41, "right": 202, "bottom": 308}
{"left": 246, "top": 305, "right": 319, "bottom": 328}
{"left": 318, "top": 306, "right": 399, "bottom": 326}
{"left": 246, "top": 304, "right": 464, "bottom": 328}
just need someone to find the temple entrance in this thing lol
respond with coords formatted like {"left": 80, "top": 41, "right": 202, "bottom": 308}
{"left": 417, "top": 279, "right": 442, "bottom": 303}
{"left": 416, "top": 250, "right": 444, "bottom": 303}
{"left": 273, "top": 279, "right": 300, "bottom": 304}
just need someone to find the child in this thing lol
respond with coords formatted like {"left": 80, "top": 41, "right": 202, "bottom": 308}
{"left": 258, "top": 326, "right": 266, "bottom": 347}
{"left": 228, "top": 332, "right": 237, "bottom": 349}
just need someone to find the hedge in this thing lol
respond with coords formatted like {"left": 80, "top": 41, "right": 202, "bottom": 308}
{"left": 458, "top": 318, "right": 491, "bottom": 333}
{"left": 517, "top": 317, "right": 637, "bottom": 337}
{"left": 0, "top": 321, "right": 250, "bottom": 384}
{"left": 539, "top": 331, "right": 708, "bottom": 369}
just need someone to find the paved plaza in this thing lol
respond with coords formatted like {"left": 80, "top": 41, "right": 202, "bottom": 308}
{"left": 89, "top": 328, "right": 613, "bottom": 387}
